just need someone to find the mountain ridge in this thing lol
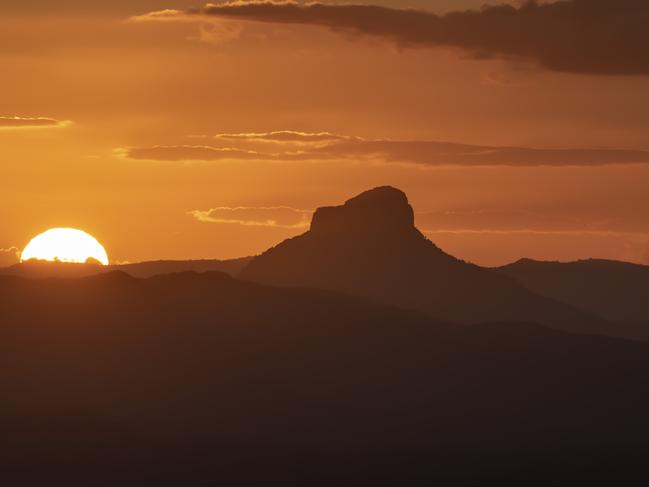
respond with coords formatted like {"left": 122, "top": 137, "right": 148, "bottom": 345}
{"left": 0, "top": 257, "right": 252, "bottom": 279}
{"left": 240, "top": 186, "right": 621, "bottom": 339}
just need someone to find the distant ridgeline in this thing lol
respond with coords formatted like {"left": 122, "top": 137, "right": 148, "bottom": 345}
{"left": 1, "top": 257, "right": 252, "bottom": 279}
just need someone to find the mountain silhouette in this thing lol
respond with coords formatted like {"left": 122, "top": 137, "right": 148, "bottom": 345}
{"left": 3, "top": 271, "right": 649, "bottom": 484}
{"left": 0, "top": 257, "right": 251, "bottom": 279}
{"left": 497, "top": 258, "right": 649, "bottom": 340}
{"left": 240, "top": 186, "right": 618, "bottom": 338}
{"left": 116, "top": 257, "right": 252, "bottom": 278}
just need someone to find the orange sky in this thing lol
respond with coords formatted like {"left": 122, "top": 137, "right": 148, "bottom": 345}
{"left": 2, "top": 0, "right": 649, "bottom": 267}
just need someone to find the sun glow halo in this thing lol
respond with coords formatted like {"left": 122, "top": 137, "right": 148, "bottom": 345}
{"left": 21, "top": 228, "right": 109, "bottom": 265}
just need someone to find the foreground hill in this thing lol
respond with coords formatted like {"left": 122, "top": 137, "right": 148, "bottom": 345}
{"left": 2, "top": 271, "right": 649, "bottom": 484}
{"left": 497, "top": 258, "right": 649, "bottom": 335}
{"left": 0, "top": 257, "right": 251, "bottom": 279}
{"left": 241, "top": 186, "right": 618, "bottom": 338}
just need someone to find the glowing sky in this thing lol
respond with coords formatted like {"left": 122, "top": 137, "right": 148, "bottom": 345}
{"left": 2, "top": 0, "right": 649, "bottom": 267}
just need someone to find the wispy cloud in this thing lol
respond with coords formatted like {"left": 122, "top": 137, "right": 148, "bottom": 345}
{"left": 190, "top": 205, "right": 313, "bottom": 228}
{"left": 134, "top": 0, "right": 649, "bottom": 75}
{"left": 214, "top": 130, "right": 354, "bottom": 145}
{"left": 0, "top": 116, "right": 69, "bottom": 129}
{"left": 120, "top": 131, "right": 649, "bottom": 167}
{"left": 131, "top": 9, "right": 187, "bottom": 21}
{"left": 416, "top": 207, "right": 649, "bottom": 236}
{"left": 417, "top": 209, "right": 610, "bottom": 234}
{"left": 423, "top": 229, "right": 649, "bottom": 239}
{"left": 188, "top": 200, "right": 649, "bottom": 241}
{"left": 117, "top": 145, "right": 276, "bottom": 162}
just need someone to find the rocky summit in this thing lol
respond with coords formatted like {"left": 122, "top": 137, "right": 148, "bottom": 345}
{"left": 310, "top": 186, "right": 415, "bottom": 235}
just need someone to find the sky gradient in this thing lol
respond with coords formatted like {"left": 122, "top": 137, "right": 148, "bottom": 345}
{"left": 2, "top": 0, "right": 649, "bottom": 267}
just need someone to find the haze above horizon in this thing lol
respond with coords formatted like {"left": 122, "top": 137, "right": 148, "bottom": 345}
{"left": 2, "top": 0, "right": 649, "bottom": 268}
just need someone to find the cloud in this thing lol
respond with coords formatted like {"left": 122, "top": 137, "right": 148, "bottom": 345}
{"left": 423, "top": 229, "right": 647, "bottom": 237}
{"left": 118, "top": 145, "right": 277, "bottom": 161}
{"left": 416, "top": 206, "right": 649, "bottom": 235}
{"left": 137, "top": 0, "right": 649, "bottom": 75}
{"left": 310, "top": 139, "right": 649, "bottom": 167}
{"left": 132, "top": 9, "right": 186, "bottom": 21}
{"left": 190, "top": 205, "right": 312, "bottom": 228}
{"left": 214, "top": 130, "right": 353, "bottom": 144}
{"left": 120, "top": 131, "right": 649, "bottom": 167}
{"left": 190, "top": 204, "right": 649, "bottom": 236}
{"left": 0, "top": 116, "right": 69, "bottom": 129}
{"left": 0, "top": 247, "right": 20, "bottom": 267}
{"left": 416, "top": 209, "right": 587, "bottom": 234}
{"left": 417, "top": 210, "right": 649, "bottom": 265}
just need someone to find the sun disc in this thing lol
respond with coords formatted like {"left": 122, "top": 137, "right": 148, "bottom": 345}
{"left": 21, "top": 228, "right": 109, "bottom": 265}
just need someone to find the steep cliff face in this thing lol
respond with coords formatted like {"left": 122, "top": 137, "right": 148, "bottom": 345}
{"left": 310, "top": 186, "right": 415, "bottom": 235}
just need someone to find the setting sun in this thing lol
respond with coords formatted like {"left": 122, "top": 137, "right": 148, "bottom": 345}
{"left": 20, "top": 228, "right": 109, "bottom": 265}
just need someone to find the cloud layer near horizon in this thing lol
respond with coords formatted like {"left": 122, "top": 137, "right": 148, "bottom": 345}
{"left": 416, "top": 209, "right": 649, "bottom": 236}
{"left": 185, "top": 197, "right": 649, "bottom": 266}
{"left": 121, "top": 131, "right": 649, "bottom": 167}
{"left": 136, "top": 0, "right": 649, "bottom": 75}
{"left": 189, "top": 203, "right": 649, "bottom": 238}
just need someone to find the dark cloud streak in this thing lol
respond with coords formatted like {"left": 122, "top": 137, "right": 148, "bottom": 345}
{"left": 121, "top": 132, "right": 649, "bottom": 167}
{"left": 312, "top": 140, "right": 649, "bottom": 167}
{"left": 152, "top": 0, "right": 649, "bottom": 75}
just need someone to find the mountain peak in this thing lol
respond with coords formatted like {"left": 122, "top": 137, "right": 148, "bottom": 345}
{"left": 310, "top": 186, "right": 415, "bottom": 234}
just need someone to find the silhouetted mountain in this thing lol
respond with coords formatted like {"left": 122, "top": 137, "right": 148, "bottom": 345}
{"left": 0, "top": 257, "right": 251, "bottom": 279}
{"left": 241, "top": 187, "right": 618, "bottom": 338}
{"left": 2, "top": 271, "right": 649, "bottom": 485}
{"left": 496, "top": 258, "right": 649, "bottom": 339}
{"left": 115, "top": 257, "right": 252, "bottom": 278}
